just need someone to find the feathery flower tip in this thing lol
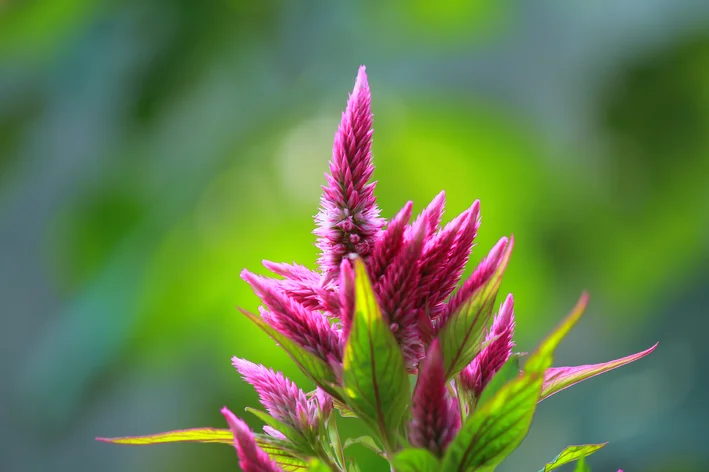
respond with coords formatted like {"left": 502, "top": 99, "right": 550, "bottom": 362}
{"left": 221, "top": 407, "right": 281, "bottom": 472}
{"left": 315, "top": 65, "right": 383, "bottom": 277}
{"left": 409, "top": 339, "right": 460, "bottom": 456}
{"left": 231, "top": 357, "right": 317, "bottom": 431}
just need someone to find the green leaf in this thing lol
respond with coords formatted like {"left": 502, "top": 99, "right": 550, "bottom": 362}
{"left": 574, "top": 456, "right": 592, "bottom": 472}
{"left": 392, "top": 448, "right": 441, "bottom": 472}
{"left": 539, "top": 443, "right": 607, "bottom": 471}
{"left": 439, "top": 238, "right": 513, "bottom": 379}
{"left": 442, "top": 373, "right": 543, "bottom": 472}
{"left": 540, "top": 343, "right": 657, "bottom": 401}
{"left": 347, "top": 460, "right": 363, "bottom": 472}
{"left": 524, "top": 293, "right": 589, "bottom": 375}
{"left": 342, "top": 258, "right": 410, "bottom": 452}
{"left": 246, "top": 408, "right": 311, "bottom": 452}
{"left": 306, "top": 458, "right": 332, "bottom": 471}
{"left": 96, "top": 427, "right": 234, "bottom": 445}
{"left": 343, "top": 435, "right": 382, "bottom": 454}
{"left": 334, "top": 400, "right": 358, "bottom": 418}
{"left": 239, "top": 308, "right": 343, "bottom": 402}
{"left": 255, "top": 436, "right": 309, "bottom": 471}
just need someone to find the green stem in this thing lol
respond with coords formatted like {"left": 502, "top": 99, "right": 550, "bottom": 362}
{"left": 315, "top": 442, "right": 343, "bottom": 472}
{"left": 453, "top": 379, "right": 470, "bottom": 423}
{"left": 329, "top": 416, "right": 347, "bottom": 470}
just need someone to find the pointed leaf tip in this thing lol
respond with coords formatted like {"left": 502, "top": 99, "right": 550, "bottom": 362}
{"left": 540, "top": 443, "right": 607, "bottom": 471}
{"left": 525, "top": 292, "right": 589, "bottom": 375}
{"left": 96, "top": 427, "right": 235, "bottom": 446}
{"left": 540, "top": 342, "right": 658, "bottom": 401}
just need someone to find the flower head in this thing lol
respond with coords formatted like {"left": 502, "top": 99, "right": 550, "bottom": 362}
{"left": 315, "top": 65, "right": 384, "bottom": 280}
{"left": 232, "top": 358, "right": 318, "bottom": 432}
{"left": 100, "top": 66, "right": 657, "bottom": 472}
{"left": 460, "top": 293, "right": 516, "bottom": 398}
{"left": 241, "top": 271, "right": 343, "bottom": 367}
{"left": 409, "top": 339, "right": 461, "bottom": 456}
{"left": 221, "top": 407, "right": 282, "bottom": 472}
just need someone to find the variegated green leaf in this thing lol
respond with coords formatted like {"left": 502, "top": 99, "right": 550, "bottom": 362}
{"left": 392, "top": 448, "right": 441, "bottom": 472}
{"left": 246, "top": 408, "right": 311, "bottom": 452}
{"left": 439, "top": 239, "right": 513, "bottom": 379}
{"left": 539, "top": 443, "right": 606, "bottom": 471}
{"left": 442, "top": 373, "right": 543, "bottom": 471}
{"left": 342, "top": 258, "right": 410, "bottom": 453}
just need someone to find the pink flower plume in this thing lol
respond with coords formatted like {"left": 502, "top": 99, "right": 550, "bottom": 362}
{"left": 241, "top": 270, "right": 343, "bottom": 365}
{"left": 221, "top": 407, "right": 282, "bottom": 472}
{"left": 315, "top": 65, "right": 384, "bottom": 280}
{"left": 409, "top": 339, "right": 460, "bottom": 456}
{"left": 460, "top": 293, "right": 516, "bottom": 398}
{"left": 232, "top": 358, "right": 317, "bottom": 431}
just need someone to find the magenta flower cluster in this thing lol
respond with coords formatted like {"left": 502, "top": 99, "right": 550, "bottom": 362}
{"left": 100, "top": 66, "right": 655, "bottom": 472}
{"left": 231, "top": 66, "right": 511, "bottom": 468}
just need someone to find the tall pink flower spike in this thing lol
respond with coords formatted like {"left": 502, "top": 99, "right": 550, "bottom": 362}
{"left": 315, "top": 65, "right": 384, "bottom": 281}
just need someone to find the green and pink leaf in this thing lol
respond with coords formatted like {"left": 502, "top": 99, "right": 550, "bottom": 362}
{"left": 539, "top": 443, "right": 606, "bottom": 471}
{"left": 541, "top": 343, "right": 658, "bottom": 401}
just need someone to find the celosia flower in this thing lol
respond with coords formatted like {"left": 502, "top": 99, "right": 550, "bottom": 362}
{"left": 409, "top": 339, "right": 461, "bottom": 456}
{"left": 460, "top": 293, "right": 516, "bottom": 399}
{"left": 242, "top": 68, "right": 497, "bottom": 371}
{"left": 240, "top": 271, "right": 343, "bottom": 368}
{"left": 100, "top": 66, "right": 656, "bottom": 472}
{"left": 315, "top": 65, "right": 384, "bottom": 280}
{"left": 232, "top": 358, "right": 318, "bottom": 432}
{"left": 221, "top": 407, "right": 281, "bottom": 472}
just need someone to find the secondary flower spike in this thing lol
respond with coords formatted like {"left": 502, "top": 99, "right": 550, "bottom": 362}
{"left": 460, "top": 293, "right": 516, "bottom": 398}
{"left": 221, "top": 407, "right": 282, "bottom": 472}
{"left": 241, "top": 271, "right": 343, "bottom": 366}
{"left": 409, "top": 339, "right": 460, "bottom": 456}
{"left": 315, "top": 65, "right": 384, "bottom": 280}
{"left": 232, "top": 358, "right": 318, "bottom": 432}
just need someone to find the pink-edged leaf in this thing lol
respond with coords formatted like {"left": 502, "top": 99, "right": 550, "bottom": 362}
{"left": 540, "top": 343, "right": 658, "bottom": 401}
{"left": 96, "top": 427, "right": 233, "bottom": 445}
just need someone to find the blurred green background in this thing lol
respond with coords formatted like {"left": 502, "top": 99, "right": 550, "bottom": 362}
{"left": 1, "top": 1, "right": 708, "bottom": 471}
